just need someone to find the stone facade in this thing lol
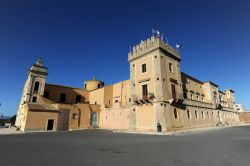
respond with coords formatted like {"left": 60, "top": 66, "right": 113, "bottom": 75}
{"left": 15, "top": 35, "right": 241, "bottom": 132}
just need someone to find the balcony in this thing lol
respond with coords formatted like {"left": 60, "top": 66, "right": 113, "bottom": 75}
{"left": 183, "top": 99, "right": 213, "bottom": 109}
{"left": 132, "top": 93, "right": 155, "bottom": 105}
{"left": 142, "top": 95, "right": 148, "bottom": 100}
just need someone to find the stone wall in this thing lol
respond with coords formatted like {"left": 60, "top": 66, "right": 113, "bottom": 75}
{"left": 239, "top": 112, "right": 250, "bottom": 123}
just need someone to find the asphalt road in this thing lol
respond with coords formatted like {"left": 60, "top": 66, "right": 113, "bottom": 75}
{"left": 0, "top": 126, "right": 250, "bottom": 166}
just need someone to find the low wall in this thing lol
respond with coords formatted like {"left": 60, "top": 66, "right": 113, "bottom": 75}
{"left": 100, "top": 107, "right": 130, "bottom": 130}
{"left": 239, "top": 112, "right": 250, "bottom": 123}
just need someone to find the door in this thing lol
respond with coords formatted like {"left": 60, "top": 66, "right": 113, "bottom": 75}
{"left": 57, "top": 110, "right": 70, "bottom": 131}
{"left": 91, "top": 112, "right": 98, "bottom": 128}
{"left": 47, "top": 119, "right": 54, "bottom": 131}
{"left": 171, "top": 84, "right": 176, "bottom": 99}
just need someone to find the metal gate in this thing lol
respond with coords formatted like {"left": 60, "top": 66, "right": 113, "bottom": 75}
{"left": 91, "top": 112, "right": 98, "bottom": 128}
{"left": 57, "top": 110, "right": 70, "bottom": 131}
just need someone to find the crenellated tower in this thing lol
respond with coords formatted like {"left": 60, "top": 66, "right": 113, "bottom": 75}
{"left": 128, "top": 35, "right": 184, "bottom": 131}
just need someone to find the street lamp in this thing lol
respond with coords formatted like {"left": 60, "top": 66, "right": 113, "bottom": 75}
{"left": 0, "top": 103, "right": 3, "bottom": 118}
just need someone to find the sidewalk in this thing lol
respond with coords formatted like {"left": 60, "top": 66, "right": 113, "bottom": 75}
{"left": 113, "top": 123, "right": 250, "bottom": 136}
{"left": 0, "top": 127, "right": 23, "bottom": 135}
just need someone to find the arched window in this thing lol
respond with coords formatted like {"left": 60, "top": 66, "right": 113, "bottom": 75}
{"left": 187, "top": 110, "right": 190, "bottom": 119}
{"left": 207, "top": 111, "right": 209, "bottom": 119}
{"left": 174, "top": 109, "right": 178, "bottom": 119}
{"left": 34, "top": 81, "right": 40, "bottom": 92}
{"left": 195, "top": 110, "right": 198, "bottom": 119}
{"left": 201, "top": 111, "right": 204, "bottom": 118}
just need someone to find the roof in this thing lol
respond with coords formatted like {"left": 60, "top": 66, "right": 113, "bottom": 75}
{"left": 219, "top": 90, "right": 225, "bottom": 94}
{"left": 27, "top": 103, "right": 59, "bottom": 112}
{"left": 45, "top": 83, "right": 83, "bottom": 90}
{"left": 181, "top": 72, "right": 203, "bottom": 84}
{"left": 205, "top": 81, "right": 219, "bottom": 88}
{"left": 225, "top": 89, "right": 235, "bottom": 93}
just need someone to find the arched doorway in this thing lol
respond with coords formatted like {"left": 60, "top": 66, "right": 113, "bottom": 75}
{"left": 91, "top": 112, "right": 98, "bottom": 128}
{"left": 157, "top": 123, "right": 162, "bottom": 132}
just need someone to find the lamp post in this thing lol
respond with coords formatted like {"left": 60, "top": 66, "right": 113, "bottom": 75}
{"left": 0, "top": 103, "right": 2, "bottom": 118}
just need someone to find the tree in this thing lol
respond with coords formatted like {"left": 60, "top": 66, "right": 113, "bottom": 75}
{"left": 10, "top": 115, "right": 16, "bottom": 126}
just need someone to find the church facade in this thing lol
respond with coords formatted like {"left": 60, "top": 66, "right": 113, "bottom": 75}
{"left": 15, "top": 35, "right": 240, "bottom": 132}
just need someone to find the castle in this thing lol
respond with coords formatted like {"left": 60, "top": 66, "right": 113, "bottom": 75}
{"left": 15, "top": 35, "right": 240, "bottom": 132}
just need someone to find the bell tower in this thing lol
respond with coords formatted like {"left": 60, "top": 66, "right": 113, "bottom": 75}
{"left": 21, "top": 57, "right": 48, "bottom": 103}
{"left": 15, "top": 58, "right": 48, "bottom": 127}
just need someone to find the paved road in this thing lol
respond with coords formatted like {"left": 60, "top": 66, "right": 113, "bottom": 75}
{"left": 0, "top": 126, "right": 250, "bottom": 166}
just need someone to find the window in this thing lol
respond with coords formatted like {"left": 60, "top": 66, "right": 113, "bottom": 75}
{"left": 197, "top": 95, "right": 199, "bottom": 101}
{"left": 34, "top": 81, "right": 39, "bottom": 92}
{"left": 187, "top": 110, "right": 190, "bottom": 119}
{"left": 202, "top": 96, "right": 204, "bottom": 102}
{"left": 32, "top": 97, "right": 37, "bottom": 103}
{"left": 207, "top": 111, "right": 209, "bottom": 119}
{"left": 115, "top": 100, "right": 118, "bottom": 103}
{"left": 75, "top": 95, "right": 81, "bottom": 104}
{"left": 60, "top": 93, "right": 66, "bottom": 103}
{"left": 98, "top": 83, "right": 101, "bottom": 88}
{"left": 184, "top": 92, "right": 187, "bottom": 98}
{"left": 44, "top": 91, "right": 49, "bottom": 99}
{"left": 142, "top": 84, "right": 148, "bottom": 99}
{"left": 85, "top": 84, "right": 87, "bottom": 89}
{"left": 171, "top": 84, "right": 176, "bottom": 99}
{"left": 191, "top": 94, "right": 193, "bottom": 100}
{"left": 195, "top": 111, "right": 198, "bottom": 119}
{"left": 201, "top": 111, "right": 204, "bottom": 118}
{"left": 142, "top": 63, "right": 147, "bottom": 73}
{"left": 169, "top": 63, "right": 173, "bottom": 72}
{"left": 129, "top": 98, "right": 131, "bottom": 102}
{"left": 174, "top": 109, "right": 178, "bottom": 119}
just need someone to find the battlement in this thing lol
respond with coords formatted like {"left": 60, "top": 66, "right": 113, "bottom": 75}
{"left": 128, "top": 35, "right": 180, "bottom": 62}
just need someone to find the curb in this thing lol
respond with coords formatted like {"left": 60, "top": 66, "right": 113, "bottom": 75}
{"left": 113, "top": 123, "right": 250, "bottom": 136}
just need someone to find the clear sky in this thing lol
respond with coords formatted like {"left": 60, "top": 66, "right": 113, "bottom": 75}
{"left": 0, "top": 0, "right": 249, "bottom": 116}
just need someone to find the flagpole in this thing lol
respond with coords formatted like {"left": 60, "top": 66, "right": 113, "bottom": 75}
{"left": 165, "top": 36, "right": 169, "bottom": 44}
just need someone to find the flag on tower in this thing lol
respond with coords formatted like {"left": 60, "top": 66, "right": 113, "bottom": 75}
{"left": 176, "top": 44, "right": 182, "bottom": 49}
{"left": 152, "top": 29, "right": 156, "bottom": 34}
{"left": 156, "top": 30, "right": 160, "bottom": 35}
{"left": 152, "top": 29, "right": 161, "bottom": 38}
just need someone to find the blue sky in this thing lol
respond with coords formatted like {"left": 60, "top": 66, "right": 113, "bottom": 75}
{"left": 0, "top": 0, "right": 249, "bottom": 116}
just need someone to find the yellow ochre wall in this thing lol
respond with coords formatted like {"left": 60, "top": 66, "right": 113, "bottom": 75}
{"left": 24, "top": 110, "right": 59, "bottom": 131}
